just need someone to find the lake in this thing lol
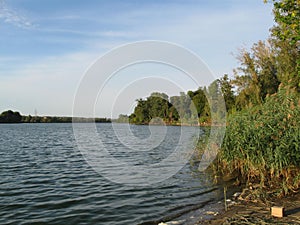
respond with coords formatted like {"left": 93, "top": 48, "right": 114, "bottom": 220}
{"left": 0, "top": 123, "right": 227, "bottom": 225}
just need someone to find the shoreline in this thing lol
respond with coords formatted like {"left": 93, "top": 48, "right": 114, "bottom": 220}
{"left": 155, "top": 185, "right": 241, "bottom": 225}
{"left": 201, "top": 191, "right": 300, "bottom": 225}
{"left": 158, "top": 189, "right": 300, "bottom": 225}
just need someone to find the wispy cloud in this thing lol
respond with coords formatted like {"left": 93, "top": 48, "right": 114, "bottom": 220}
{"left": 0, "top": 0, "right": 275, "bottom": 116}
{"left": 38, "top": 27, "right": 140, "bottom": 39}
{"left": 0, "top": 0, "right": 34, "bottom": 28}
{"left": 0, "top": 51, "right": 98, "bottom": 116}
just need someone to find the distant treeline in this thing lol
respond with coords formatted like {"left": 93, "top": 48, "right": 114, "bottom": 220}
{"left": 124, "top": 90, "right": 211, "bottom": 126}
{"left": 124, "top": 78, "right": 229, "bottom": 126}
{"left": 0, "top": 110, "right": 111, "bottom": 123}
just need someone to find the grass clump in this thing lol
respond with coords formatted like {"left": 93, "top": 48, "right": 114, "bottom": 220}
{"left": 218, "top": 86, "right": 300, "bottom": 196}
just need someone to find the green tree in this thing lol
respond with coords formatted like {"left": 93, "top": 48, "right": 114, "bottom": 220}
{"left": 116, "top": 114, "right": 129, "bottom": 123}
{"left": 129, "top": 92, "right": 171, "bottom": 124}
{"left": 170, "top": 92, "right": 192, "bottom": 121}
{"left": 217, "top": 74, "right": 236, "bottom": 112}
{"left": 267, "top": 0, "right": 300, "bottom": 89}
{"left": 131, "top": 99, "right": 149, "bottom": 124}
{"left": 206, "top": 80, "right": 227, "bottom": 122}
{"left": 0, "top": 110, "right": 22, "bottom": 123}
{"left": 188, "top": 88, "right": 206, "bottom": 116}
{"left": 188, "top": 87, "right": 211, "bottom": 123}
{"left": 233, "top": 41, "right": 280, "bottom": 109}
{"left": 148, "top": 92, "right": 169, "bottom": 120}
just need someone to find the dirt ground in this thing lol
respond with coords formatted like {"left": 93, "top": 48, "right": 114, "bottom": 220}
{"left": 199, "top": 192, "right": 300, "bottom": 225}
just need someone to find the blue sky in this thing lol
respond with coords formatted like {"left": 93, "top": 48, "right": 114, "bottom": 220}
{"left": 0, "top": 0, "right": 274, "bottom": 117}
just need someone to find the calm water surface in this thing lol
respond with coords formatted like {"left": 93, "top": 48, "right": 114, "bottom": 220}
{"left": 0, "top": 123, "right": 225, "bottom": 225}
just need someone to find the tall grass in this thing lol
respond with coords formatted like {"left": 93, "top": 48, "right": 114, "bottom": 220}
{"left": 218, "top": 85, "right": 300, "bottom": 195}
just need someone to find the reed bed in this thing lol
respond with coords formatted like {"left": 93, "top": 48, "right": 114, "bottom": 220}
{"left": 216, "top": 86, "right": 300, "bottom": 195}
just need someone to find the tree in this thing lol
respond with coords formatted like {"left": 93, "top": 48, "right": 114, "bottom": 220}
{"left": 129, "top": 92, "right": 171, "bottom": 124}
{"left": 131, "top": 99, "right": 150, "bottom": 124}
{"left": 205, "top": 80, "right": 227, "bottom": 121}
{"left": 170, "top": 92, "right": 193, "bottom": 121}
{"left": 148, "top": 92, "right": 169, "bottom": 120}
{"left": 267, "top": 0, "right": 300, "bottom": 90}
{"left": 217, "top": 74, "right": 236, "bottom": 112}
{"left": 233, "top": 41, "right": 280, "bottom": 108}
{"left": 116, "top": 114, "right": 129, "bottom": 123}
{"left": 0, "top": 110, "right": 22, "bottom": 123}
{"left": 188, "top": 88, "right": 206, "bottom": 116}
{"left": 271, "top": 0, "right": 300, "bottom": 46}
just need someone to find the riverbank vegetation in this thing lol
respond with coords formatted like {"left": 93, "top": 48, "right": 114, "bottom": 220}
{"left": 216, "top": 0, "right": 300, "bottom": 196}
{"left": 125, "top": 0, "right": 300, "bottom": 196}
{"left": 0, "top": 110, "right": 111, "bottom": 123}
{"left": 218, "top": 86, "right": 300, "bottom": 196}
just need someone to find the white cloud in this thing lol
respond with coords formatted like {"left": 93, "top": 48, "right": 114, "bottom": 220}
{"left": 38, "top": 27, "right": 141, "bottom": 39}
{"left": 0, "top": 0, "right": 34, "bottom": 28}
{"left": 0, "top": 1, "right": 275, "bottom": 116}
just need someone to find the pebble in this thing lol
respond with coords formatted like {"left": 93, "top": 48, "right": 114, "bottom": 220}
{"left": 206, "top": 211, "right": 219, "bottom": 216}
{"left": 233, "top": 192, "right": 242, "bottom": 197}
{"left": 158, "top": 220, "right": 185, "bottom": 225}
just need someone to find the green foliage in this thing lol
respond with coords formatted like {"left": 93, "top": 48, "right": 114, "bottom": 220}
{"left": 129, "top": 90, "right": 213, "bottom": 125}
{"left": 193, "top": 0, "right": 300, "bottom": 196}
{"left": 0, "top": 110, "right": 22, "bottom": 123}
{"left": 272, "top": 0, "right": 300, "bottom": 46}
{"left": 127, "top": 0, "right": 299, "bottom": 196}
{"left": 233, "top": 41, "right": 280, "bottom": 108}
{"left": 269, "top": 0, "right": 300, "bottom": 89}
{"left": 188, "top": 88, "right": 207, "bottom": 117}
{"left": 219, "top": 86, "right": 300, "bottom": 194}
{"left": 0, "top": 111, "right": 111, "bottom": 123}
{"left": 129, "top": 92, "right": 175, "bottom": 124}
{"left": 217, "top": 74, "right": 236, "bottom": 113}
{"left": 115, "top": 114, "right": 129, "bottom": 123}
{"left": 171, "top": 92, "right": 191, "bottom": 119}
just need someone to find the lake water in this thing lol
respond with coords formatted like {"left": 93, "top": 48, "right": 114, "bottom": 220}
{"left": 0, "top": 123, "right": 227, "bottom": 225}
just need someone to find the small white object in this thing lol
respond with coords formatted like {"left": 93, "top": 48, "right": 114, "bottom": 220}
{"left": 233, "top": 192, "right": 241, "bottom": 197}
{"left": 206, "top": 211, "right": 216, "bottom": 215}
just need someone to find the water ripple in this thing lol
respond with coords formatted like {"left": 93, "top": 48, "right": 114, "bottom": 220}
{"left": 0, "top": 123, "right": 224, "bottom": 225}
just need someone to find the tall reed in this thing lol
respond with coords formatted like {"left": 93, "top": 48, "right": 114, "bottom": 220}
{"left": 218, "top": 86, "right": 300, "bottom": 195}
